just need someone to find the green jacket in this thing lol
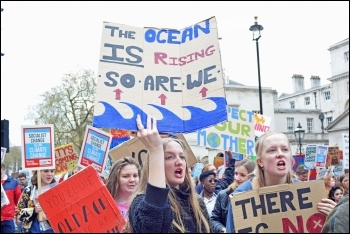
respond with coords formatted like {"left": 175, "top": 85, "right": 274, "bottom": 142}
{"left": 322, "top": 195, "right": 349, "bottom": 233}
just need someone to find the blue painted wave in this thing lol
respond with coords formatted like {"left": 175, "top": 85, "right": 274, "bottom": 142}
{"left": 93, "top": 97, "right": 228, "bottom": 133}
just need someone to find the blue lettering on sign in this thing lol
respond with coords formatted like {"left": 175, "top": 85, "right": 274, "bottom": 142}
{"left": 197, "top": 130, "right": 254, "bottom": 155}
{"left": 144, "top": 19, "right": 210, "bottom": 44}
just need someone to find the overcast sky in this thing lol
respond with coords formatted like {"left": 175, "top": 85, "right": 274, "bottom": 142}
{"left": 1, "top": 1, "right": 349, "bottom": 146}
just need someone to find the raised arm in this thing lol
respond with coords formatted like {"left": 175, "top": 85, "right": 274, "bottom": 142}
{"left": 136, "top": 114, "right": 166, "bottom": 188}
{"left": 215, "top": 150, "right": 235, "bottom": 193}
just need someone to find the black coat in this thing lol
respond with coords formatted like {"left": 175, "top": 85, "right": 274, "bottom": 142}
{"left": 210, "top": 187, "right": 233, "bottom": 233}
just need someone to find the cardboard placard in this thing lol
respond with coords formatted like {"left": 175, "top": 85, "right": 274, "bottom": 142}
{"left": 304, "top": 145, "right": 317, "bottom": 170}
{"left": 316, "top": 167, "right": 328, "bottom": 180}
{"left": 253, "top": 112, "right": 271, "bottom": 137}
{"left": 332, "top": 161, "right": 343, "bottom": 177}
{"left": 21, "top": 125, "right": 55, "bottom": 170}
{"left": 78, "top": 126, "right": 112, "bottom": 175}
{"left": 232, "top": 152, "right": 244, "bottom": 161}
{"left": 197, "top": 106, "right": 255, "bottom": 156}
{"left": 213, "top": 156, "right": 224, "bottom": 169}
{"left": 230, "top": 180, "right": 326, "bottom": 233}
{"left": 38, "top": 166, "right": 126, "bottom": 233}
{"left": 109, "top": 134, "right": 197, "bottom": 168}
{"left": 55, "top": 143, "right": 78, "bottom": 175}
{"left": 315, "top": 145, "right": 328, "bottom": 167}
{"left": 192, "top": 162, "right": 204, "bottom": 179}
{"left": 1, "top": 147, "right": 7, "bottom": 163}
{"left": 93, "top": 16, "right": 227, "bottom": 133}
{"left": 326, "top": 146, "right": 340, "bottom": 167}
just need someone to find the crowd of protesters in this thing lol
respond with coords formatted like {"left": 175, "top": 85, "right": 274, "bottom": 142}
{"left": 1, "top": 117, "right": 349, "bottom": 233}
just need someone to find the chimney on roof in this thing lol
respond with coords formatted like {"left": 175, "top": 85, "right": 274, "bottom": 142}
{"left": 292, "top": 74, "right": 304, "bottom": 93}
{"left": 310, "top": 75, "right": 321, "bottom": 88}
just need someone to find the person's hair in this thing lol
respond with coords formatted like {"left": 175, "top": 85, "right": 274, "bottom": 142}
{"left": 201, "top": 163, "right": 216, "bottom": 173}
{"left": 18, "top": 172, "right": 27, "bottom": 178}
{"left": 296, "top": 165, "right": 308, "bottom": 175}
{"left": 324, "top": 175, "right": 335, "bottom": 188}
{"left": 199, "top": 170, "right": 216, "bottom": 183}
{"left": 31, "top": 170, "right": 56, "bottom": 187}
{"left": 106, "top": 156, "right": 140, "bottom": 199}
{"left": 133, "top": 137, "right": 210, "bottom": 233}
{"left": 254, "top": 131, "right": 294, "bottom": 187}
{"left": 228, "top": 159, "right": 256, "bottom": 191}
{"left": 71, "top": 165, "right": 82, "bottom": 175}
{"left": 339, "top": 174, "right": 348, "bottom": 184}
{"left": 328, "top": 185, "right": 343, "bottom": 202}
{"left": 338, "top": 174, "right": 348, "bottom": 194}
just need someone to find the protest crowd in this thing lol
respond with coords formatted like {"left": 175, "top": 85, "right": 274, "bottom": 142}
{"left": 1, "top": 114, "right": 348, "bottom": 233}
{"left": 1, "top": 16, "right": 349, "bottom": 234}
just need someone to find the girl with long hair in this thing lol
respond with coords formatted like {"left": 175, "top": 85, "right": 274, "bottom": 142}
{"left": 128, "top": 115, "right": 211, "bottom": 233}
{"left": 16, "top": 169, "right": 56, "bottom": 233}
{"left": 225, "top": 131, "right": 337, "bottom": 232}
{"left": 210, "top": 159, "right": 255, "bottom": 233}
{"left": 106, "top": 156, "right": 140, "bottom": 225}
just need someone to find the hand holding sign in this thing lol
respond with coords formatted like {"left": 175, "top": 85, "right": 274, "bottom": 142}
{"left": 317, "top": 198, "right": 337, "bottom": 216}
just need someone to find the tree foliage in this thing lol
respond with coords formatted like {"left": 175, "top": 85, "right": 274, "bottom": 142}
{"left": 26, "top": 69, "right": 96, "bottom": 153}
{"left": 3, "top": 146, "right": 22, "bottom": 172}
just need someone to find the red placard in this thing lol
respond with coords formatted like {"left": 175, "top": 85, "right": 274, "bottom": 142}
{"left": 38, "top": 166, "right": 126, "bottom": 233}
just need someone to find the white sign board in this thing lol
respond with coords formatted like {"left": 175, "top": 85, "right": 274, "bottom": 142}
{"left": 78, "top": 125, "right": 112, "bottom": 176}
{"left": 304, "top": 144, "right": 317, "bottom": 170}
{"left": 93, "top": 16, "right": 227, "bottom": 133}
{"left": 197, "top": 107, "right": 255, "bottom": 156}
{"left": 1, "top": 147, "right": 7, "bottom": 163}
{"left": 21, "top": 125, "right": 55, "bottom": 170}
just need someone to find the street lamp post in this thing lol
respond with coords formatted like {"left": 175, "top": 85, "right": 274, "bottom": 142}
{"left": 294, "top": 122, "right": 305, "bottom": 155}
{"left": 249, "top": 16, "right": 264, "bottom": 115}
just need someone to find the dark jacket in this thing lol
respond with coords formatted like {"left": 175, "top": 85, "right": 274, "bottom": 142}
{"left": 322, "top": 195, "right": 349, "bottom": 233}
{"left": 196, "top": 158, "right": 236, "bottom": 195}
{"left": 129, "top": 183, "right": 210, "bottom": 233}
{"left": 210, "top": 187, "right": 233, "bottom": 232}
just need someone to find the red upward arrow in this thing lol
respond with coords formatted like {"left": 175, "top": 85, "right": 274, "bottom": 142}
{"left": 113, "top": 89, "right": 123, "bottom": 100}
{"left": 199, "top": 87, "right": 208, "bottom": 97}
{"left": 158, "top": 94, "right": 167, "bottom": 105}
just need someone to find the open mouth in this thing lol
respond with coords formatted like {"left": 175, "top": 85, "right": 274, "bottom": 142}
{"left": 175, "top": 168, "right": 183, "bottom": 178}
{"left": 277, "top": 161, "right": 286, "bottom": 169}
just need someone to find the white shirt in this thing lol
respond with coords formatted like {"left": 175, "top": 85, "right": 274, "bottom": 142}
{"left": 202, "top": 193, "right": 217, "bottom": 217}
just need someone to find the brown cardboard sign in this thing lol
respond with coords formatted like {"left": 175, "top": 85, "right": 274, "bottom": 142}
{"left": 109, "top": 134, "right": 197, "bottom": 168}
{"left": 326, "top": 146, "right": 340, "bottom": 167}
{"left": 230, "top": 180, "right": 326, "bottom": 233}
{"left": 93, "top": 17, "right": 227, "bottom": 133}
{"left": 54, "top": 143, "right": 78, "bottom": 175}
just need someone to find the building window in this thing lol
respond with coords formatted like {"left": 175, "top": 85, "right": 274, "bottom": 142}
{"left": 327, "top": 117, "right": 332, "bottom": 126}
{"left": 324, "top": 91, "right": 331, "bottom": 100}
{"left": 307, "top": 118, "right": 313, "bottom": 133}
{"left": 287, "top": 118, "right": 294, "bottom": 133}
{"left": 304, "top": 97, "right": 310, "bottom": 105}
{"left": 345, "top": 51, "right": 349, "bottom": 62}
{"left": 290, "top": 101, "right": 295, "bottom": 109}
